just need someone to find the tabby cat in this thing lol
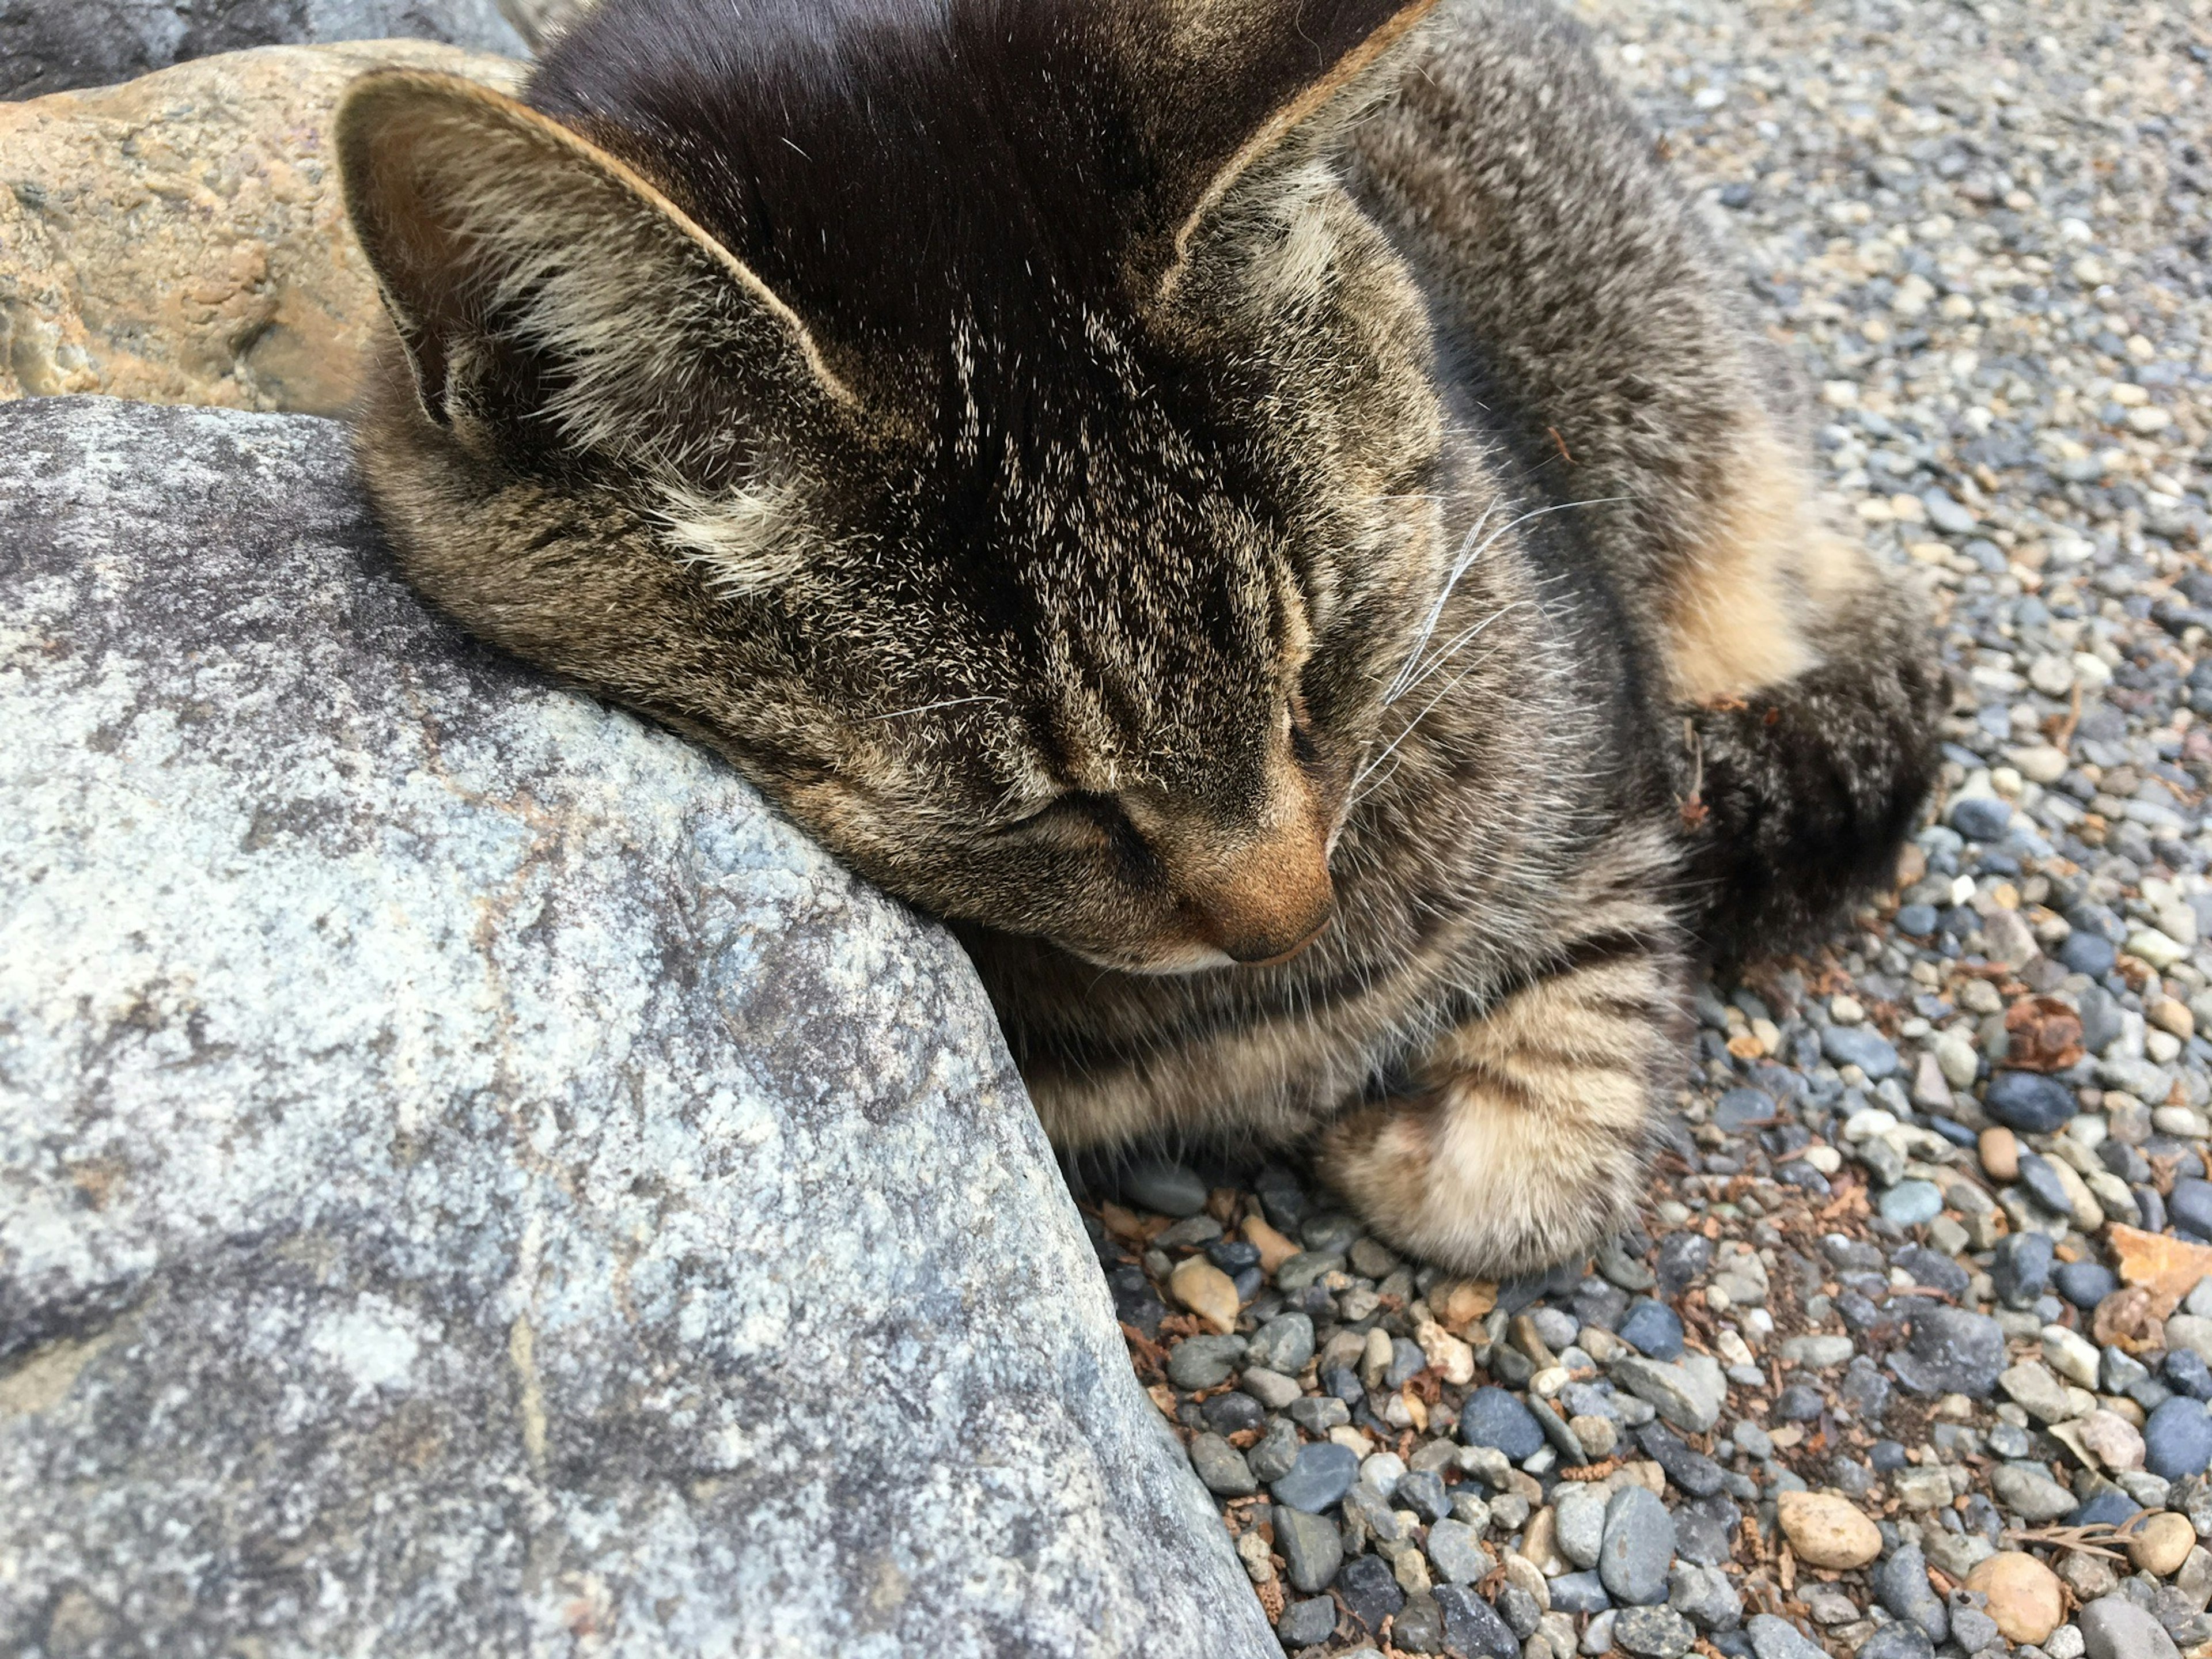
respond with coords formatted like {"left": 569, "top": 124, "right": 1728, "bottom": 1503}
{"left": 336, "top": 0, "right": 1940, "bottom": 1274}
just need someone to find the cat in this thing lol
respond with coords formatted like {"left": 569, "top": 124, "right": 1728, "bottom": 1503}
{"left": 335, "top": 0, "right": 1941, "bottom": 1275}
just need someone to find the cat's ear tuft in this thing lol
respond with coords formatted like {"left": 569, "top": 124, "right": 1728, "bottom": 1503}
{"left": 335, "top": 70, "right": 855, "bottom": 470}
{"left": 1143, "top": 0, "right": 1443, "bottom": 300}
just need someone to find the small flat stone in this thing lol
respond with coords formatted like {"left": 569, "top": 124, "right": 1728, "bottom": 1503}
{"left": 1991, "top": 1463, "right": 2078, "bottom": 1522}
{"left": 1433, "top": 1585, "right": 1518, "bottom": 1659}
{"left": 2079, "top": 1593, "right": 2184, "bottom": 1659}
{"left": 1638, "top": 1423, "right": 1725, "bottom": 1498}
{"left": 1168, "top": 1256, "right": 1241, "bottom": 1335}
{"left": 2129, "top": 1509, "right": 2197, "bottom": 1576}
{"left": 1550, "top": 1570, "right": 1611, "bottom": 1614}
{"left": 1600, "top": 1485, "right": 1676, "bottom": 1606}
{"left": 1274, "top": 1504, "right": 1344, "bottom": 1593}
{"left": 1426, "top": 1517, "right": 1491, "bottom": 1585}
{"left": 1122, "top": 1158, "right": 1208, "bottom": 1217}
{"left": 1241, "top": 1366, "right": 1302, "bottom": 1412}
{"left": 1188, "top": 1433, "right": 1257, "bottom": 1496}
{"left": 1856, "top": 1628, "right": 1936, "bottom": 1659}
{"left": 1613, "top": 1605, "right": 1697, "bottom": 1658}
{"left": 1554, "top": 1484, "right": 1607, "bottom": 1569}
{"left": 2145, "top": 1397, "right": 2212, "bottom": 1479}
{"left": 1821, "top": 1022, "right": 1900, "bottom": 1078}
{"left": 1245, "top": 1312, "right": 1315, "bottom": 1374}
{"left": 1278, "top": 1595, "right": 1339, "bottom": 1647}
{"left": 1337, "top": 1553, "right": 1403, "bottom": 1632}
{"left": 1459, "top": 1385, "right": 1545, "bottom": 1461}
{"left": 1889, "top": 1306, "right": 2006, "bottom": 1397}
{"left": 1950, "top": 795, "right": 2014, "bottom": 841}
{"left": 1612, "top": 1356, "right": 1724, "bottom": 1434}
{"left": 1986, "top": 1070, "right": 2079, "bottom": 1133}
{"left": 1879, "top": 1180, "right": 1944, "bottom": 1226}
{"left": 1617, "top": 1298, "right": 1685, "bottom": 1359}
{"left": 1272, "top": 1440, "right": 1361, "bottom": 1513}
{"left": 1965, "top": 1551, "right": 2065, "bottom": 1645}
{"left": 1744, "top": 1613, "right": 1827, "bottom": 1659}
{"left": 1874, "top": 1542, "right": 1948, "bottom": 1644}
{"left": 1165, "top": 1334, "right": 1247, "bottom": 1391}
{"left": 1775, "top": 1491, "right": 1880, "bottom": 1568}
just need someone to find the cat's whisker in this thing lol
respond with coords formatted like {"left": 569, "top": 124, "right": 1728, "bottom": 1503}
{"left": 868, "top": 694, "right": 1005, "bottom": 722}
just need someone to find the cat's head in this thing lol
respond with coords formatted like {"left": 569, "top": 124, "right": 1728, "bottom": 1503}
{"left": 338, "top": 0, "right": 1453, "bottom": 974}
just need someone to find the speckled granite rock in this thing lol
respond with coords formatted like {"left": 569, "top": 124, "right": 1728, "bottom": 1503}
{"left": 0, "top": 0, "right": 527, "bottom": 97}
{"left": 0, "top": 41, "right": 521, "bottom": 414}
{"left": 0, "top": 397, "right": 1274, "bottom": 1659}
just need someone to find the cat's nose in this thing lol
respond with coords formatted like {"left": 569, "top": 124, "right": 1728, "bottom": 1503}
{"left": 1184, "top": 829, "right": 1336, "bottom": 965}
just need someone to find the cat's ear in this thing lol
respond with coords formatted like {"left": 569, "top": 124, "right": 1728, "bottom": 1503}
{"left": 336, "top": 71, "right": 857, "bottom": 471}
{"left": 1143, "top": 0, "right": 1442, "bottom": 301}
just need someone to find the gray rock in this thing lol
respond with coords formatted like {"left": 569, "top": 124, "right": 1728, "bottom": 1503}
{"left": 1168, "top": 1334, "right": 1249, "bottom": 1390}
{"left": 1122, "top": 1159, "right": 1209, "bottom": 1218}
{"left": 1875, "top": 1544, "right": 1948, "bottom": 1643}
{"left": 1278, "top": 1597, "right": 1339, "bottom": 1649}
{"left": 1247, "top": 1312, "right": 1317, "bottom": 1374}
{"left": 1274, "top": 1506, "right": 1344, "bottom": 1595}
{"left": 2079, "top": 1594, "right": 2183, "bottom": 1659}
{"left": 1857, "top": 1626, "right": 1936, "bottom": 1659}
{"left": 1612, "top": 1356, "right": 1725, "bottom": 1434}
{"left": 1190, "top": 1433, "right": 1258, "bottom": 1496}
{"left": 1426, "top": 1517, "right": 1492, "bottom": 1585}
{"left": 1272, "top": 1441, "right": 1361, "bottom": 1513}
{"left": 1248, "top": 1418, "right": 1301, "bottom": 1483}
{"left": 0, "top": 0, "right": 529, "bottom": 97}
{"left": 1554, "top": 1484, "right": 1608, "bottom": 1569}
{"left": 1745, "top": 1613, "right": 1828, "bottom": 1659}
{"left": 1667, "top": 1562, "right": 1741, "bottom": 1631}
{"left": 0, "top": 401, "right": 1274, "bottom": 1659}
{"left": 1600, "top": 1485, "right": 1675, "bottom": 1606}
{"left": 1890, "top": 1307, "right": 2007, "bottom": 1397}
{"left": 1992, "top": 1463, "right": 2080, "bottom": 1522}
{"left": 1612, "top": 1605, "right": 1697, "bottom": 1658}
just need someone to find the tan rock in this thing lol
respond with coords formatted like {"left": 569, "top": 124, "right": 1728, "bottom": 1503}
{"left": 1965, "top": 1552, "right": 2065, "bottom": 1645}
{"left": 2077, "top": 1407, "right": 2147, "bottom": 1471}
{"left": 2131, "top": 1510, "right": 2198, "bottom": 1577}
{"left": 1242, "top": 1215, "right": 1301, "bottom": 1275}
{"left": 2113, "top": 1224, "right": 2212, "bottom": 1321}
{"left": 1980, "top": 1126, "right": 2021, "bottom": 1182}
{"left": 1168, "top": 1256, "right": 1240, "bottom": 1336}
{"left": 1775, "top": 1491, "right": 1882, "bottom": 1569}
{"left": 1414, "top": 1318, "right": 1476, "bottom": 1386}
{"left": 0, "top": 41, "right": 521, "bottom": 415}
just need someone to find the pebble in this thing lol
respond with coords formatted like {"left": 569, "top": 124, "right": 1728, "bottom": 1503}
{"left": 1616, "top": 1298, "right": 1685, "bottom": 1359}
{"left": 2145, "top": 1397, "right": 2212, "bottom": 1480}
{"left": 1612, "top": 1356, "right": 1724, "bottom": 1434}
{"left": 1774, "top": 1491, "right": 1880, "bottom": 1569}
{"left": 1879, "top": 1180, "right": 1944, "bottom": 1227}
{"left": 1274, "top": 1504, "right": 1343, "bottom": 1594}
{"left": 1271, "top": 1441, "right": 1360, "bottom": 1513}
{"left": 1460, "top": 1385, "right": 1545, "bottom": 1461}
{"left": 1875, "top": 1543, "right": 1948, "bottom": 1644}
{"left": 2131, "top": 1510, "right": 2199, "bottom": 1576}
{"left": 1166, "top": 1255, "right": 1240, "bottom": 1335}
{"left": 1820, "top": 1022, "right": 1899, "bottom": 1078}
{"left": 1965, "top": 1553, "right": 2066, "bottom": 1646}
{"left": 1991, "top": 1464, "right": 2078, "bottom": 1522}
{"left": 1599, "top": 1485, "right": 1675, "bottom": 1607}
{"left": 1426, "top": 1517, "right": 1491, "bottom": 1585}
{"left": 1165, "top": 1334, "right": 1245, "bottom": 1390}
{"left": 1889, "top": 1306, "right": 2006, "bottom": 1397}
{"left": 1121, "top": 1159, "right": 1207, "bottom": 1217}
{"left": 1188, "top": 1433, "right": 1256, "bottom": 1497}
{"left": 1612, "top": 1605, "right": 1697, "bottom": 1659}
{"left": 2079, "top": 1594, "right": 2184, "bottom": 1659}
{"left": 1277, "top": 1595, "right": 1338, "bottom": 1647}
{"left": 1434, "top": 1585, "right": 1518, "bottom": 1659}
{"left": 1244, "top": 1312, "right": 1315, "bottom": 1374}
{"left": 1980, "top": 1126, "right": 2021, "bottom": 1180}
{"left": 1984, "top": 1070, "right": 2081, "bottom": 1134}
{"left": 1744, "top": 1614, "right": 1826, "bottom": 1659}
{"left": 1857, "top": 1628, "right": 1937, "bottom": 1659}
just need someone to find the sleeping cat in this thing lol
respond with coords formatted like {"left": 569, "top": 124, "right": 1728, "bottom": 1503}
{"left": 335, "top": 0, "right": 1940, "bottom": 1275}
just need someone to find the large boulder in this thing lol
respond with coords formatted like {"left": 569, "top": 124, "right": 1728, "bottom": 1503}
{"left": 0, "top": 41, "right": 520, "bottom": 413}
{"left": 0, "top": 0, "right": 528, "bottom": 98}
{"left": 0, "top": 397, "right": 1275, "bottom": 1659}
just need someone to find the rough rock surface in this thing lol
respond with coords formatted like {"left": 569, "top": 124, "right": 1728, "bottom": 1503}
{"left": 0, "top": 0, "right": 527, "bottom": 98}
{"left": 0, "top": 397, "right": 1275, "bottom": 1659}
{"left": 0, "top": 41, "right": 519, "bottom": 414}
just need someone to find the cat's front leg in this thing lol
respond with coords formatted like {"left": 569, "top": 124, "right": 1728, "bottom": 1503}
{"left": 1318, "top": 926, "right": 1691, "bottom": 1278}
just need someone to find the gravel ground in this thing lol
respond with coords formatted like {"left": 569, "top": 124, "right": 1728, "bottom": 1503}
{"left": 1081, "top": 2, "right": 2212, "bottom": 1656}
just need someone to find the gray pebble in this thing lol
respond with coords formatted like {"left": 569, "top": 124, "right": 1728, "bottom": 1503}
{"left": 1613, "top": 1605, "right": 1697, "bottom": 1658}
{"left": 1165, "top": 1334, "right": 1246, "bottom": 1390}
{"left": 1600, "top": 1484, "right": 1675, "bottom": 1607}
{"left": 1122, "top": 1159, "right": 1207, "bottom": 1217}
{"left": 1271, "top": 1441, "right": 1359, "bottom": 1513}
{"left": 1274, "top": 1505, "right": 1343, "bottom": 1594}
{"left": 1187, "top": 1432, "right": 1256, "bottom": 1497}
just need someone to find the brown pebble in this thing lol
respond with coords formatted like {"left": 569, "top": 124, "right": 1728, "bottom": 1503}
{"left": 1241, "top": 1215, "right": 1301, "bottom": 1276}
{"left": 2131, "top": 1511, "right": 2197, "bottom": 1577}
{"left": 1168, "top": 1256, "right": 1241, "bottom": 1336}
{"left": 1775, "top": 1491, "right": 1881, "bottom": 1569}
{"left": 1979, "top": 1126, "right": 2020, "bottom": 1182}
{"left": 1965, "top": 1552, "right": 2064, "bottom": 1645}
